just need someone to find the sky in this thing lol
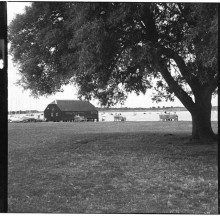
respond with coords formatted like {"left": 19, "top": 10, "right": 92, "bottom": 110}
{"left": 7, "top": 2, "right": 218, "bottom": 111}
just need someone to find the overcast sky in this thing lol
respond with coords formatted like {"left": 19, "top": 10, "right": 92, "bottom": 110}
{"left": 7, "top": 2, "right": 218, "bottom": 111}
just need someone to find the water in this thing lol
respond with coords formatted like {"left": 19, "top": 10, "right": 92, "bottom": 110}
{"left": 8, "top": 110, "right": 218, "bottom": 122}
{"left": 99, "top": 110, "right": 218, "bottom": 122}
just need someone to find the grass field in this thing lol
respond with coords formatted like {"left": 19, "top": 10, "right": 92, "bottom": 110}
{"left": 8, "top": 121, "right": 218, "bottom": 213}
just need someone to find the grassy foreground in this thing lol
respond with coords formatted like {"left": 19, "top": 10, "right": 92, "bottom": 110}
{"left": 8, "top": 121, "right": 218, "bottom": 213}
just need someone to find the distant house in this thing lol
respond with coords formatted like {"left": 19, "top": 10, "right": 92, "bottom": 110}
{"left": 44, "top": 100, "right": 99, "bottom": 122}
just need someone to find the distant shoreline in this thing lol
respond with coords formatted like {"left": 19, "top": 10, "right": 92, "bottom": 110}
{"left": 97, "top": 106, "right": 218, "bottom": 112}
{"left": 8, "top": 106, "right": 218, "bottom": 114}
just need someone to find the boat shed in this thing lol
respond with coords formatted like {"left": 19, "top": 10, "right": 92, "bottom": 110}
{"left": 44, "top": 100, "right": 99, "bottom": 122}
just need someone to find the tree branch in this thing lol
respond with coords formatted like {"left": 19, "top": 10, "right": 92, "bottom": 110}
{"left": 177, "top": 3, "right": 183, "bottom": 14}
{"left": 154, "top": 54, "right": 195, "bottom": 112}
{"left": 159, "top": 47, "right": 202, "bottom": 94}
{"left": 204, "top": 73, "right": 218, "bottom": 98}
{"left": 138, "top": 20, "right": 146, "bottom": 32}
{"left": 160, "top": 47, "right": 190, "bottom": 79}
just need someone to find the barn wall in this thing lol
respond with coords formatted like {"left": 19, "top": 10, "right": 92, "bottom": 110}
{"left": 44, "top": 104, "right": 99, "bottom": 122}
{"left": 44, "top": 104, "right": 62, "bottom": 122}
{"left": 62, "top": 111, "right": 98, "bottom": 121}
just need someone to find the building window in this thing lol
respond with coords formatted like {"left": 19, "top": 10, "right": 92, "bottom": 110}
{"left": 51, "top": 113, "right": 53, "bottom": 117}
{"left": 56, "top": 112, "right": 58, "bottom": 116}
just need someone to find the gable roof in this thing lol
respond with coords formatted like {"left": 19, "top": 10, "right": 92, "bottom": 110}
{"left": 50, "top": 100, "right": 97, "bottom": 112}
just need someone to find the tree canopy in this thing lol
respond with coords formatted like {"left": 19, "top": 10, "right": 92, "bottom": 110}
{"left": 9, "top": 3, "right": 217, "bottom": 105}
{"left": 9, "top": 3, "right": 218, "bottom": 140}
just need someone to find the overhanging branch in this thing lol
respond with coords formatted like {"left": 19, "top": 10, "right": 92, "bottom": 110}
{"left": 204, "top": 73, "right": 218, "bottom": 98}
{"left": 160, "top": 47, "right": 191, "bottom": 79}
{"left": 159, "top": 47, "right": 202, "bottom": 95}
{"left": 155, "top": 54, "right": 195, "bottom": 112}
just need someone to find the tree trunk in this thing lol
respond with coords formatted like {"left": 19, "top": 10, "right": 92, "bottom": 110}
{"left": 190, "top": 94, "right": 217, "bottom": 141}
{"left": 155, "top": 52, "right": 217, "bottom": 142}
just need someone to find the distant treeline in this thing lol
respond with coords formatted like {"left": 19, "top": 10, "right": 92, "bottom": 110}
{"left": 8, "top": 106, "right": 218, "bottom": 114}
{"left": 8, "top": 110, "right": 41, "bottom": 114}
{"left": 96, "top": 106, "right": 218, "bottom": 112}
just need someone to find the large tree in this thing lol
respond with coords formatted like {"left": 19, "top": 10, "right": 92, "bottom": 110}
{"left": 9, "top": 2, "right": 218, "bottom": 141}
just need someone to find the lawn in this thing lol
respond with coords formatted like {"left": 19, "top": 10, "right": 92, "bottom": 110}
{"left": 8, "top": 121, "right": 218, "bottom": 213}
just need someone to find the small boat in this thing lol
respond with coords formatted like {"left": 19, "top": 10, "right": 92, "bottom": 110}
{"left": 159, "top": 112, "right": 178, "bottom": 121}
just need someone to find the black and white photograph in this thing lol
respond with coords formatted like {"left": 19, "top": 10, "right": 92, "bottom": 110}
{"left": 4, "top": 1, "right": 218, "bottom": 213}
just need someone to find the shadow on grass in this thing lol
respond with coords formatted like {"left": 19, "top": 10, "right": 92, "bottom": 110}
{"left": 8, "top": 123, "right": 218, "bottom": 213}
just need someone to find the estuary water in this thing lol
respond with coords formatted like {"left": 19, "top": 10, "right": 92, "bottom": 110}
{"left": 99, "top": 110, "right": 218, "bottom": 122}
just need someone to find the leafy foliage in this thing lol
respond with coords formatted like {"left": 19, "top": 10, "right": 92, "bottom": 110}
{"left": 9, "top": 3, "right": 218, "bottom": 107}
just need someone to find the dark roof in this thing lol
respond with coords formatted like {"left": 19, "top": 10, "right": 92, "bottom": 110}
{"left": 50, "top": 100, "right": 97, "bottom": 111}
